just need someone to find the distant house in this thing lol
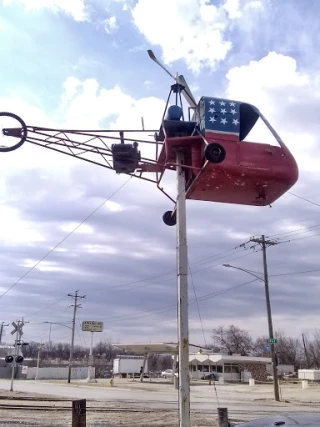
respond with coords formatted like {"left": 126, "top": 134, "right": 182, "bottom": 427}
{"left": 187, "top": 352, "right": 271, "bottom": 382}
{"left": 113, "top": 343, "right": 271, "bottom": 382}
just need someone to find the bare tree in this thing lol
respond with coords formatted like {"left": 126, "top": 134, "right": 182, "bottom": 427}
{"left": 212, "top": 325, "right": 254, "bottom": 355}
{"left": 254, "top": 331, "right": 303, "bottom": 370}
{"left": 303, "top": 329, "right": 320, "bottom": 369}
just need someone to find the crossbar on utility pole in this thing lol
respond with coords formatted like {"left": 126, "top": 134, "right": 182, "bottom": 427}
{"left": 67, "top": 291, "right": 86, "bottom": 384}
{"left": 176, "top": 149, "right": 190, "bottom": 427}
{"left": 250, "top": 234, "right": 280, "bottom": 402}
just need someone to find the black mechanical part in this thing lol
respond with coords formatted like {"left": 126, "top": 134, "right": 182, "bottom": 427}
{"left": 15, "top": 355, "right": 24, "bottom": 363}
{"left": 204, "top": 142, "right": 226, "bottom": 163}
{"left": 0, "top": 112, "right": 27, "bottom": 152}
{"left": 5, "top": 355, "right": 14, "bottom": 363}
{"left": 163, "top": 210, "right": 176, "bottom": 226}
{"left": 111, "top": 141, "right": 141, "bottom": 174}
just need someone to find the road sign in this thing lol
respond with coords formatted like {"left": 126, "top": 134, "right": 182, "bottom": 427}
{"left": 81, "top": 321, "right": 103, "bottom": 332}
{"left": 268, "top": 338, "right": 277, "bottom": 344}
{"left": 264, "top": 345, "right": 271, "bottom": 351}
{"left": 21, "top": 366, "right": 28, "bottom": 374}
{"left": 11, "top": 321, "right": 24, "bottom": 336}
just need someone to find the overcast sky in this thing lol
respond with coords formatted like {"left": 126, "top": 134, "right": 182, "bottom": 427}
{"left": 0, "top": 0, "right": 320, "bottom": 351}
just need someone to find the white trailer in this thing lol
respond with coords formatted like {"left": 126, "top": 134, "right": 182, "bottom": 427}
{"left": 113, "top": 355, "right": 148, "bottom": 378}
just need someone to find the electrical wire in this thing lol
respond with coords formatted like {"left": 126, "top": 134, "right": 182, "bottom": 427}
{"left": 288, "top": 191, "right": 320, "bottom": 208}
{"left": 0, "top": 177, "right": 132, "bottom": 300}
{"left": 189, "top": 265, "right": 207, "bottom": 347}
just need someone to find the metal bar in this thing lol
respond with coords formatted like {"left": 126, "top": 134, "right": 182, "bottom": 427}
{"left": 27, "top": 135, "right": 160, "bottom": 166}
{"left": 27, "top": 128, "right": 161, "bottom": 146}
{"left": 165, "top": 161, "right": 201, "bottom": 171}
{"left": 28, "top": 126, "right": 158, "bottom": 133}
{"left": 176, "top": 149, "right": 190, "bottom": 427}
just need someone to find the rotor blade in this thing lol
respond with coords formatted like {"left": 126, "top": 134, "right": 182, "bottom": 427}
{"left": 177, "top": 74, "right": 197, "bottom": 108}
{"left": 147, "top": 49, "right": 176, "bottom": 81}
{"left": 147, "top": 50, "right": 197, "bottom": 109}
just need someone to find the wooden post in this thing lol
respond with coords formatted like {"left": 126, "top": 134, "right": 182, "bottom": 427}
{"left": 218, "top": 408, "right": 229, "bottom": 427}
{"left": 72, "top": 399, "right": 86, "bottom": 427}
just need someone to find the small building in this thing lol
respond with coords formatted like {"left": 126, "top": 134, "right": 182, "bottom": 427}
{"left": 188, "top": 352, "right": 271, "bottom": 382}
{"left": 114, "top": 343, "right": 271, "bottom": 382}
{"left": 298, "top": 369, "right": 320, "bottom": 381}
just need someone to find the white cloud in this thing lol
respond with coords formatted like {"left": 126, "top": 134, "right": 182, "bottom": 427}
{"left": 60, "top": 222, "right": 94, "bottom": 234}
{"left": 104, "top": 15, "right": 118, "bottom": 33}
{"left": 130, "top": 0, "right": 264, "bottom": 73}
{"left": 223, "top": 0, "right": 241, "bottom": 19}
{"left": 132, "top": 0, "right": 232, "bottom": 73}
{"left": 224, "top": 51, "right": 320, "bottom": 173}
{"left": 0, "top": 205, "right": 45, "bottom": 244}
{"left": 2, "top": 0, "right": 90, "bottom": 21}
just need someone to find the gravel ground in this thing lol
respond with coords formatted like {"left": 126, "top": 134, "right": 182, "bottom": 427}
{"left": 1, "top": 379, "right": 320, "bottom": 426}
{"left": 0, "top": 390, "right": 219, "bottom": 427}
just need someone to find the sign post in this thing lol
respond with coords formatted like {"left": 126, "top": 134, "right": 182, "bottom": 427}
{"left": 81, "top": 321, "right": 103, "bottom": 383}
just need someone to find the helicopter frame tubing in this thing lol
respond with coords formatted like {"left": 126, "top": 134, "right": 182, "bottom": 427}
{"left": 0, "top": 112, "right": 185, "bottom": 203}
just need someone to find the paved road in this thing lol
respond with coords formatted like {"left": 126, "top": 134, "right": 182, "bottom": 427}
{"left": 0, "top": 380, "right": 319, "bottom": 421}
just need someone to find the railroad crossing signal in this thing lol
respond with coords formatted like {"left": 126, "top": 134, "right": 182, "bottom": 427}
{"left": 5, "top": 355, "right": 24, "bottom": 363}
{"left": 268, "top": 338, "right": 278, "bottom": 344}
{"left": 11, "top": 321, "right": 24, "bottom": 336}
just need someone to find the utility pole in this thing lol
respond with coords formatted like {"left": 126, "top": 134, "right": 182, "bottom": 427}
{"left": 67, "top": 291, "right": 86, "bottom": 384}
{"left": 249, "top": 234, "right": 280, "bottom": 402}
{"left": 302, "top": 333, "right": 310, "bottom": 368}
{"left": 0, "top": 322, "right": 9, "bottom": 344}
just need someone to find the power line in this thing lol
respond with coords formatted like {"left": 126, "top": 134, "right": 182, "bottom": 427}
{"left": 189, "top": 266, "right": 207, "bottom": 347}
{"left": 267, "top": 223, "right": 320, "bottom": 239}
{"left": 288, "top": 191, "right": 320, "bottom": 208}
{"left": 0, "top": 177, "right": 132, "bottom": 301}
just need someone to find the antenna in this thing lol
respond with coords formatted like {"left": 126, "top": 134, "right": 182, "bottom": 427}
{"left": 141, "top": 117, "right": 145, "bottom": 131}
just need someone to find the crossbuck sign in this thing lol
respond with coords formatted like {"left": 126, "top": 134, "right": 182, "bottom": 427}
{"left": 11, "top": 321, "right": 24, "bottom": 336}
{"left": 81, "top": 321, "right": 103, "bottom": 332}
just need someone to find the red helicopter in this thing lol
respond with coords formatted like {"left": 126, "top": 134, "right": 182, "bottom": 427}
{"left": 0, "top": 50, "right": 298, "bottom": 226}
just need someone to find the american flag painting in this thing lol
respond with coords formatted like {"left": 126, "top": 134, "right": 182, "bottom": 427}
{"left": 199, "top": 97, "right": 241, "bottom": 141}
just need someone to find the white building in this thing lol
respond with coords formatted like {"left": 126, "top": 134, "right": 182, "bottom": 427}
{"left": 188, "top": 352, "right": 271, "bottom": 382}
{"left": 114, "top": 343, "right": 271, "bottom": 382}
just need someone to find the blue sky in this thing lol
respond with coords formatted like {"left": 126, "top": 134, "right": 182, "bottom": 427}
{"left": 0, "top": 0, "right": 320, "bottom": 350}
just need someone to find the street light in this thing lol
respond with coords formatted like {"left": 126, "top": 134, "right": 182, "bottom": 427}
{"left": 222, "top": 263, "right": 280, "bottom": 401}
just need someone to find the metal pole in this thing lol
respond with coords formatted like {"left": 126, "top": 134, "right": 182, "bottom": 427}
{"left": 35, "top": 344, "right": 42, "bottom": 380}
{"left": 68, "top": 292, "right": 78, "bottom": 384}
{"left": 48, "top": 323, "right": 52, "bottom": 353}
{"left": 176, "top": 149, "right": 190, "bottom": 427}
{"left": 10, "top": 322, "right": 20, "bottom": 392}
{"left": 86, "top": 331, "right": 96, "bottom": 383}
{"left": 261, "top": 235, "right": 280, "bottom": 402}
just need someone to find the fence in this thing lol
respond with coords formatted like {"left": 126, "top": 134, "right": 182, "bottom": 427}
{"left": 27, "top": 367, "right": 90, "bottom": 380}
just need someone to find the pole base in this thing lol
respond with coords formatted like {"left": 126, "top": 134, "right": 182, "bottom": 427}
{"left": 86, "top": 378, "right": 97, "bottom": 383}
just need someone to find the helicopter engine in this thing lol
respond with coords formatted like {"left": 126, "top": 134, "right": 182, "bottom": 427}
{"left": 111, "top": 140, "right": 141, "bottom": 174}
